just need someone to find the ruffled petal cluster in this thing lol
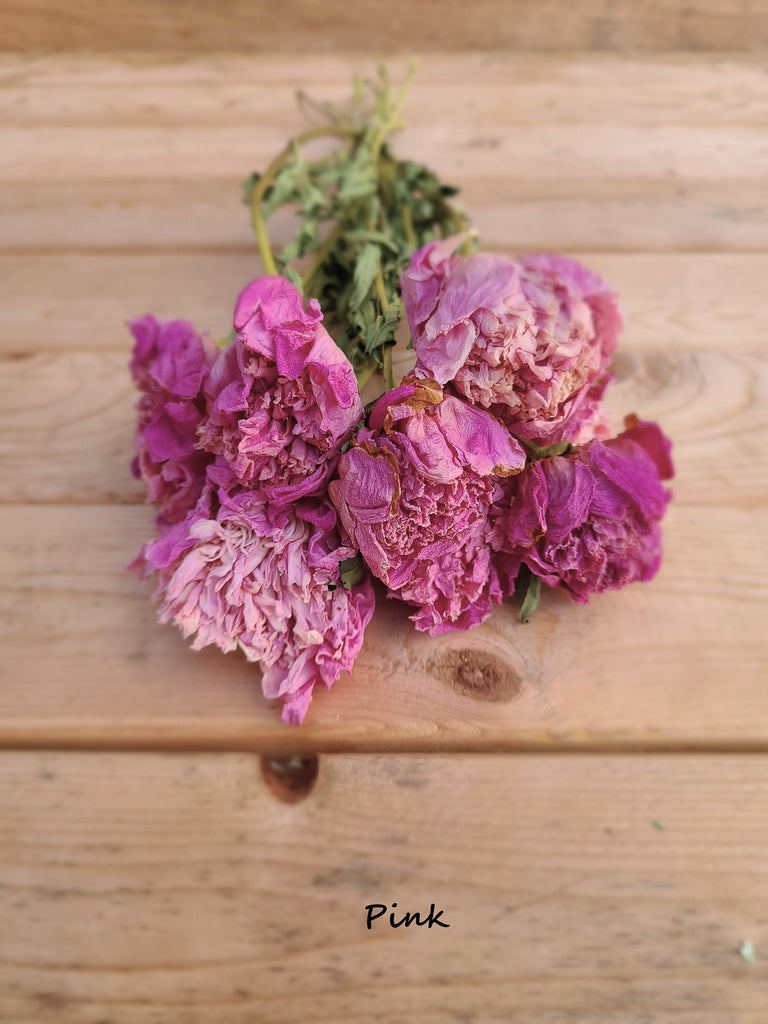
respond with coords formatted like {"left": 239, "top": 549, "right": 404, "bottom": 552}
{"left": 198, "top": 276, "right": 363, "bottom": 504}
{"left": 494, "top": 418, "right": 673, "bottom": 603}
{"left": 402, "top": 236, "right": 622, "bottom": 445}
{"left": 129, "top": 315, "right": 218, "bottom": 525}
{"left": 329, "top": 379, "right": 525, "bottom": 633}
{"left": 133, "top": 463, "right": 375, "bottom": 724}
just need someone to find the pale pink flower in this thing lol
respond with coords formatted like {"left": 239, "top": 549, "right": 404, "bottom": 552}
{"left": 402, "top": 237, "right": 622, "bottom": 444}
{"left": 132, "top": 462, "right": 375, "bottom": 724}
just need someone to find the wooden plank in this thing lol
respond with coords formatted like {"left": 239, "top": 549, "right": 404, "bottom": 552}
{"left": 2, "top": 0, "right": 768, "bottom": 53}
{"left": 1, "top": 58, "right": 767, "bottom": 187}
{"left": 0, "top": 503, "right": 765, "bottom": 751}
{"left": 5, "top": 122, "right": 767, "bottom": 184}
{"left": 1, "top": 751, "right": 767, "bottom": 1023}
{"left": 2, "top": 55, "right": 767, "bottom": 127}
{"left": 2, "top": 252, "right": 768, "bottom": 355}
{"left": 0, "top": 349, "right": 765, "bottom": 507}
{"left": 3, "top": 178, "right": 768, "bottom": 253}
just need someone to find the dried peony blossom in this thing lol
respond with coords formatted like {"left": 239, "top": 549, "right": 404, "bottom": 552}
{"left": 329, "top": 378, "right": 526, "bottom": 634}
{"left": 129, "top": 315, "right": 218, "bottom": 525}
{"left": 198, "top": 276, "right": 363, "bottom": 504}
{"left": 132, "top": 461, "right": 375, "bottom": 725}
{"left": 494, "top": 417, "right": 673, "bottom": 603}
{"left": 402, "top": 236, "right": 623, "bottom": 445}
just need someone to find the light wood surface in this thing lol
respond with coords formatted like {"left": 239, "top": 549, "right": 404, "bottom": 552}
{"left": 1, "top": 51, "right": 767, "bottom": 1022}
{"left": 3, "top": 1, "right": 768, "bottom": 53}
{"left": 1, "top": 751, "right": 767, "bottom": 1023}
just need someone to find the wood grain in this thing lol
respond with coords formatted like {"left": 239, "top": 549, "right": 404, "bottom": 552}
{"left": 6, "top": 123, "right": 767, "bottom": 183}
{"left": 3, "top": 0, "right": 768, "bottom": 53}
{"left": 1, "top": 502, "right": 765, "bottom": 751}
{"left": 3, "top": 55, "right": 767, "bottom": 125}
{"left": 1, "top": 751, "right": 768, "bottom": 1023}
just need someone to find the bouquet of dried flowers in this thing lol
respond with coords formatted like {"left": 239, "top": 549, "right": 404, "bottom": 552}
{"left": 128, "top": 68, "right": 673, "bottom": 724}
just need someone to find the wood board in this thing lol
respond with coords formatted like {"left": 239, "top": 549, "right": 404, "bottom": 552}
{"left": 1, "top": 751, "right": 767, "bottom": 1023}
{"left": 3, "top": 2, "right": 768, "bottom": 53}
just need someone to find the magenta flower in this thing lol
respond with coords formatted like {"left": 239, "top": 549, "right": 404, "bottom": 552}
{"left": 495, "top": 417, "right": 673, "bottom": 603}
{"left": 329, "top": 379, "right": 526, "bottom": 634}
{"left": 129, "top": 315, "right": 218, "bottom": 525}
{"left": 132, "top": 462, "right": 375, "bottom": 725}
{"left": 198, "top": 276, "right": 363, "bottom": 504}
{"left": 402, "top": 236, "right": 623, "bottom": 445}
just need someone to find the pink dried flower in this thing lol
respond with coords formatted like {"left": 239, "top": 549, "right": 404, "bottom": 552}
{"left": 198, "top": 276, "right": 363, "bottom": 504}
{"left": 129, "top": 315, "right": 218, "bottom": 525}
{"left": 329, "top": 379, "right": 526, "bottom": 634}
{"left": 402, "top": 236, "right": 623, "bottom": 445}
{"left": 132, "top": 461, "right": 375, "bottom": 725}
{"left": 495, "top": 417, "right": 673, "bottom": 603}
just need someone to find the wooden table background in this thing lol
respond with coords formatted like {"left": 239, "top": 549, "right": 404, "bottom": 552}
{"left": 1, "top": 3, "right": 767, "bottom": 1021}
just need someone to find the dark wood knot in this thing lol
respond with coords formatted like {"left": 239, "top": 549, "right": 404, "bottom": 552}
{"left": 259, "top": 755, "right": 319, "bottom": 803}
{"left": 427, "top": 647, "right": 524, "bottom": 703}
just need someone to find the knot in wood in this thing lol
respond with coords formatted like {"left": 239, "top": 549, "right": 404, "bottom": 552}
{"left": 428, "top": 647, "right": 523, "bottom": 703}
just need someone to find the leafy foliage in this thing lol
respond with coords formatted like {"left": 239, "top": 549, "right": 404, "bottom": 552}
{"left": 244, "top": 67, "right": 472, "bottom": 384}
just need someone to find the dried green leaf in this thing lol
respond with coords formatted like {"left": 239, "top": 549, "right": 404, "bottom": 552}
{"left": 349, "top": 243, "right": 381, "bottom": 311}
{"left": 344, "top": 228, "right": 400, "bottom": 253}
{"left": 336, "top": 151, "right": 376, "bottom": 203}
{"left": 281, "top": 264, "right": 303, "bottom": 290}
{"left": 242, "top": 172, "right": 260, "bottom": 206}
{"left": 363, "top": 297, "right": 403, "bottom": 354}
{"left": 339, "top": 554, "right": 364, "bottom": 590}
{"left": 522, "top": 438, "right": 573, "bottom": 461}
{"left": 262, "top": 163, "right": 306, "bottom": 217}
{"left": 217, "top": 327, "right": 237, "bottom": 349}
{"left": 520, "top": 573, "right": 542, "bottom": 624}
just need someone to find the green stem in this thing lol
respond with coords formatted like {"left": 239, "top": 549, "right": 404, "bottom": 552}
{"left": 356, "top": 357, "right": 380, "bottom": 391}
{"left": 250, "top": 124, "right": 361, "bottom": 275}
{"left": 382, "top": 343, "right": 395, "bottom": 391}
{"left": 401, "top": 203, "right": 417, "bottom": 249}
{"left": 252, "top": 204, "right": 277, "bottom": 275}
{"left": 370, "top": 61, "right": 417, "bottom": 160}
{"left": 374, "top": 269, "right": 389, "bottom": 311}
